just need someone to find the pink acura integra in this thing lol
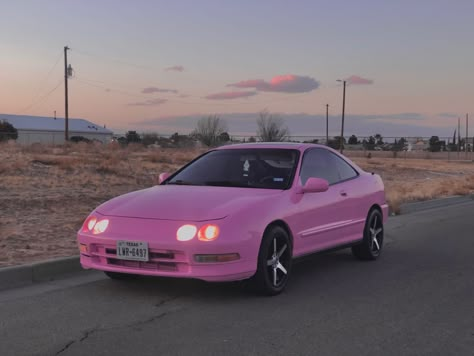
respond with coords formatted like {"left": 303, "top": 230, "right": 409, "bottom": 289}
{"left": 77, "top": 143, "right": 388, "bottom": 295}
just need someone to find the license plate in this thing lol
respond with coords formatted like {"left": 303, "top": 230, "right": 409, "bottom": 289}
{"left": 116, "top": 240, "right": 149, "bottom": 261}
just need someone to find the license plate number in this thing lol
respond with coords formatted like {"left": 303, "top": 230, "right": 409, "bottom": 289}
{"left": 116, "top": 241, "right": 149, "bottom": 261}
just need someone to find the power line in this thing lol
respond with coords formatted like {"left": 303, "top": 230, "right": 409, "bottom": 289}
{"left": 19, "top": 50, "right": 63, "bottom": 114}
{"left": 73, "top": 48, "right": 153, "bottom": 70}
{"left": 17, "top": 79, "right": 63, "bottom": 114}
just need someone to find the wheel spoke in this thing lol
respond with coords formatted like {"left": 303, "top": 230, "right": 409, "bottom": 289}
{"left": 273, "top": 267, "right": 278, "bottom": 286}
{"left": 277, "top": 262, "right": 287, "bottom": 275}
{"left": 374, "top": 228, "right": 382, "bottom": 236}
{"left": 273, "top": 238, "right": 277, "bottom": 256}
{"left": 267, "top": 259, "right": 274, "bottom": 266}
{"left": 373, "top": 237, "right": 380, "bottom": 250}
{"left": 373, "top": 216, "right": 377, "bottom": 230}
{"left": 277, "top": 244, "right": 287, "bottom": 258}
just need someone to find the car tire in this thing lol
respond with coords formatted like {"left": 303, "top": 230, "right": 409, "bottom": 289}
{"left": 352, "top": 209, "right": 384, "bottom": 260}
{"left": 104, "top": 271, "right": 138, "bottom": 280}
{"left": 250, "top": 225, "right": 292, "bottom": 296}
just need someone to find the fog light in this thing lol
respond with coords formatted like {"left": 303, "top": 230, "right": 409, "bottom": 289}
{"left": 79, "top": 243, "right": 89, "bottom": 254}
{"left": 194, "top": 253, "right": 240, "bottom": 263}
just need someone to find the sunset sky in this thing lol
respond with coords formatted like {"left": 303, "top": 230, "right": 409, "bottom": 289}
{"left": 1, "top": 0, "right": 473, "bottom": 137}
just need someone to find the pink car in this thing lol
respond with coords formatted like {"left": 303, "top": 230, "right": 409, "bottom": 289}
{"left": 77, "top": 143, "right": 388, "bottom": 295}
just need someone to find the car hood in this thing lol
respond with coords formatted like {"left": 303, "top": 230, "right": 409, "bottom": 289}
{"left": 96, "top": 185, "right": 283, "bottom": 222}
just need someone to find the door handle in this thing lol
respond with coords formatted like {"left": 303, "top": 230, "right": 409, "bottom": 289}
{"left": 340, "top": 190, "right": 347, "bottom": 196}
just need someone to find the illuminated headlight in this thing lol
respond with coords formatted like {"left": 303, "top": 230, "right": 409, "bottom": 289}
{"left": 198, "top": 224, "right": 220, "bottom": 242}
{"left": 177, "top": 224, "right": 197, "bottom": 241}
{"left": 81, "top": 215, "right": 109, "bottom": 235}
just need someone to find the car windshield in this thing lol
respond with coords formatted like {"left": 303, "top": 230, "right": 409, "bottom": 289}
{"left": 166, "top": 148, "right": 299, "bottom": 189}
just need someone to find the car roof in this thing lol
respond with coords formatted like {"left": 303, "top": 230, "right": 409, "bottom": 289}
{"left": 216, "top": 142, "right": 327, "bottom": 151}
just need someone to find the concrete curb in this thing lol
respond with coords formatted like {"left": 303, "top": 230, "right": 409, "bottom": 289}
{"left": 0, "top": 255, "right": 81, "bottom": 291}
{"left": 399, "top": 195, "right": 474, "bottom": 215}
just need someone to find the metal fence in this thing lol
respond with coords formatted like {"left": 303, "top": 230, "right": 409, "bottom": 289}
{"left": 2, "top": 132, "right": 473, "bottom": 161}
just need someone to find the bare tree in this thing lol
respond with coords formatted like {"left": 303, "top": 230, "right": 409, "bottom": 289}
{"left": 193, "top": 115, "right": 228, "bottom": 146}
{"left": 256, "top": 111, "right": 289, "bottom": 142}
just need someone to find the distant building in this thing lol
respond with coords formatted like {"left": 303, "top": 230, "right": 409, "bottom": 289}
{"left": 0, "top": 114, "right": 113, "bottom": 144}
{"left": 407, "top": 139, "right": 429, "bottom": 151}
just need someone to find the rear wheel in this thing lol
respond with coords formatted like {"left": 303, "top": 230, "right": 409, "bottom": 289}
{"left": 352, "top": 209, "right": 384, "bottom": 260}
{"left": 104, "top": 271, "right": 138, "bottom": 280}
{"left": 251, "top": 226, "right": 292, "bottom": 296}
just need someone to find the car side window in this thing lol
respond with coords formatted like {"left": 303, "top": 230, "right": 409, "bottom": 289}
{"left": 300, "top": 148, "right": 340, "bottom": 185}
{"left": 331, "top": 153, "right": 358, "bottom": 181}
{"left": 300, "top": 148, "right": 358, "bottom": 185}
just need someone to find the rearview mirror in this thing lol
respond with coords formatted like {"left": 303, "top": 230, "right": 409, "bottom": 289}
{"left": 301, "top": 177, "right": 329, "bottom": 193}
{"left": 158, "top": 172, "right": 171, "bottom": 184}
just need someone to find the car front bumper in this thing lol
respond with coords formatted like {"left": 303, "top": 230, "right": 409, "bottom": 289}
{"left": 77, "top": 216, "right": 258, "bottom": 282}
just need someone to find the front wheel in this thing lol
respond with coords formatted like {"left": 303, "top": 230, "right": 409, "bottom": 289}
{"left": 250, "top": 226, "right": 292, "bottom": 296}
{"left": 352, "top": 209, "right": 384, "bottom": 260}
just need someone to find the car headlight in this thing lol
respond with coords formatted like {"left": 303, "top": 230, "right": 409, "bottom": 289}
{"left": 176, "top": 224, "right": 197, "bottom": 241}
{"left": 198, "top": 224, "right": 220, "bottom": 242}
{"left": 176, "top": 224, "right": 220, "bottom": 242}
{"left": 81, "top": 215, "right": 109, "bottom": 235}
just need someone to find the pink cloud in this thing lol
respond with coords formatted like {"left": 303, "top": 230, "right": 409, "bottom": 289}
{"left": 165, "top": 65, "right": 184, "bottom": 72}
{"left": 128, "top": 98, "right": 167, "bottom": 106}
{"left": 228, "top": 74, "right": 319, "bottom": 93}
{"left": 205, "top": 91, "right": 257, "bottom": 100}
{"left": 346, "top": 75, "right": 374, "bottom": 85}
{"left": 142, "top": 87, "right": 178, "bottom": 94}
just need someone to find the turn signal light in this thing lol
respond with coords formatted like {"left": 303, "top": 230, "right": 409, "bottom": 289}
{"left": 194, "top": 253, "right": 240, "bottom": 263}
{"left": 79, "top": 243, "right": 89, "bottom": 254}
{"left": 198, "top": 224, "right": 220, "bottom": 242}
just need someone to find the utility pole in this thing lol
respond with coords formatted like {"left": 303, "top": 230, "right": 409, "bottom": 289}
{"left": 457, "top": 117, "right": 460, "bottom": 158}
{"left": 64, "top": 46, "right": 70, "bottom": 141}
{"left": 326, "top": 104, "right": 329, "bottom": 146}
{"left": 338, "top": 80, "right": 346, "bottom": 154}
{"left": 466, "top": 113, "right": 469, "bottom": 155}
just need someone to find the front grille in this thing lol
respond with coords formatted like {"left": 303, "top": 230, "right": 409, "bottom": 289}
{"left": 107, "top": 258, "right": 178, "bottom": 271}
{"left": 91, "top": 244, "right": 188, "bottom": 273}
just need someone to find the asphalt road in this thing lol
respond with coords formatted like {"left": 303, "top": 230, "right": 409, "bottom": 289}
{"left": 1, "top": 202, "right": 473, "bottom": 356}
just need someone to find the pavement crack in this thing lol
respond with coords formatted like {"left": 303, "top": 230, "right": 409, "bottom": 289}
{"left": 53, "top": 297, "right": 183, "bottom": 353}
{"left": 79, "top": 327, "right": 98, "bottom": 342}
{"left": 55, "top": 340, "right": 75, "bottom": 355}
{"left": 129, "top": 311, "right": 168, "bottom": 329}
{"left": 154, "top": 295, "right": 180, "bottom": 308}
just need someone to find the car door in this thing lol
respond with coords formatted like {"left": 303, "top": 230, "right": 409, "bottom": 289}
{"left": 328, "top": 151, "right": 367, "bottom": 244}
{"left": 289, "top": 148, "right": 357, "bottom": 256}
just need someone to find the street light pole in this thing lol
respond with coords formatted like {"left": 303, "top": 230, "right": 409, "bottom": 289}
{"left": 337, "top": 80, "right": 346, "bottom": 153}
{"left": 326, "top": 104, "right": 329, "bottom": 146}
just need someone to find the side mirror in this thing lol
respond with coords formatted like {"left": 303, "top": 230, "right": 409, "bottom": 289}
{"left": 158, "top": 172, "right": 171, "bottom": 184}
{"left": 300, "top": 177, "right": 329, "bottom": 193}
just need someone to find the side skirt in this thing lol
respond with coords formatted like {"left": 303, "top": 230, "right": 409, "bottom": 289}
{"left": 292, "top": 239, "right": 363, "bottom": 262}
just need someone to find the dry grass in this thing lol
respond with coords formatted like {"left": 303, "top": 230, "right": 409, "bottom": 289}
{"left": 349, "top": 155, "right": 474, "bottom": 214}
{"left": 1, "top": 142, "right": 473, "bottom": 267}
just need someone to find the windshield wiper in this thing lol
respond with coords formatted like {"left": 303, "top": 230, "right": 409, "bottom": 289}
{"left": 204, "top": 180, "right": 255, "bottom": 188}
{"left": 166, "top": 180, "right": 196, "bottom": 186}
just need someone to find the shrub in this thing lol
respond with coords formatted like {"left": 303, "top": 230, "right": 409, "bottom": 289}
{"left": 0, "top": 121, "right": 18, "bottom": 141}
